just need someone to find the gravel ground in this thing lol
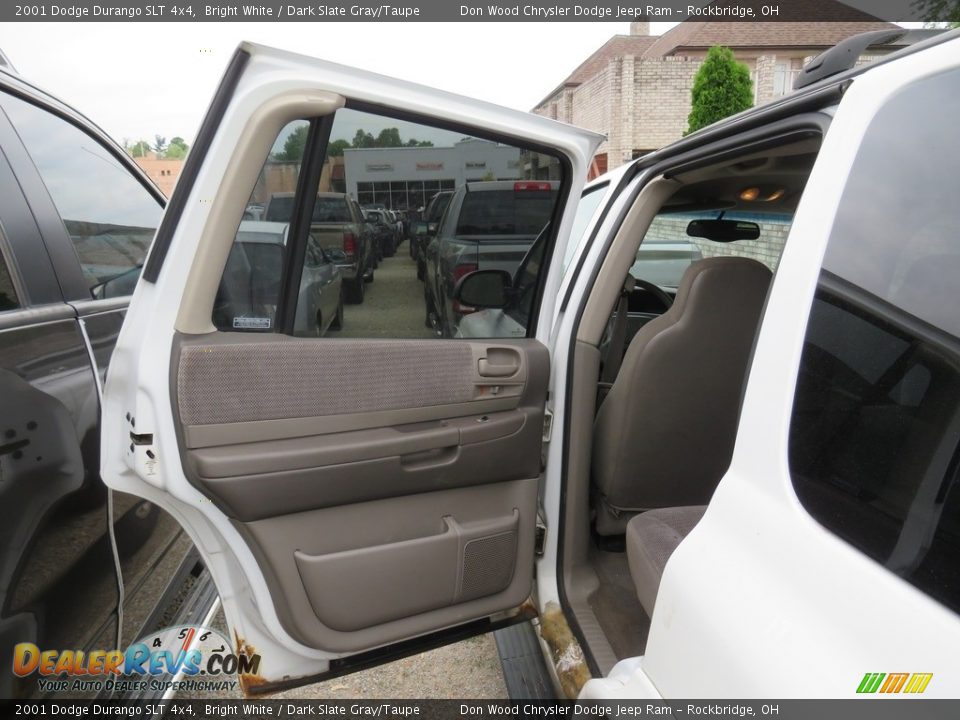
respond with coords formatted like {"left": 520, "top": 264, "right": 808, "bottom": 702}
{"left": 337, "top": 242, "right": 436, "bottom": 340}
{"left": 182, "top": 608, "right": 507, "bottom": 700}
{"left": 180, "top": 240, "right": 508, "bottom": 700}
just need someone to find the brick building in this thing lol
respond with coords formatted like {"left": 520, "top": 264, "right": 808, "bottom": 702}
{"left": 533, "top": 16, "right": 902, "bottom": 176}
{"left": 132, "top": 152, "right": 184, "bottom": 197}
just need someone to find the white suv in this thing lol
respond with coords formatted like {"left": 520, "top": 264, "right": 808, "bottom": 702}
{"left": 102, "top": 29, "right": 960, "bottom": 699}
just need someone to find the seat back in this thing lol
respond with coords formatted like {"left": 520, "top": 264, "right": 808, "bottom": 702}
{"left": 592, "top": 257, "right": 772, "bottom": 534}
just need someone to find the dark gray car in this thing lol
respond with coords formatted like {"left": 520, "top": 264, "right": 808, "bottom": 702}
{"left": 424, "top": 180, "right": 558, "bottom": 337}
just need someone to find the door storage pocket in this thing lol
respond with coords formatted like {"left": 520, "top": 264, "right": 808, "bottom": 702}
{"left": 294, "top": 510, "right": 519, "bottom": 631}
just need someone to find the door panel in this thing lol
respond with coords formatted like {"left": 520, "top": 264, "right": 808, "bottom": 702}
{"left": 101, "top": 42, "right": 600, "bottom": 687}
{"left": 173, "top": 333, "right": 546, "bottom": 650}
{"left": 243, "top": 478, "right": 536, "bottom": 651}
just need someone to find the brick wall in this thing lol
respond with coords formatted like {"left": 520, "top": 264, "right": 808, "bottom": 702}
{"left": 570, "top": 64, "right": 613, "bottom": 158}
{"left": 133, "top": 156, "right": 184, "bottom": 197}
{"left": 633, "top": 56, "right": 701, "bottom": 151}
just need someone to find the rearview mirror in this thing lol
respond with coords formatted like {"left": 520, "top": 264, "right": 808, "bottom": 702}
{"left": 453, "top": 269, "right": 512, "bottom": 309}
{"left": 686, "top": 219, "right": 760, "bottom": 243}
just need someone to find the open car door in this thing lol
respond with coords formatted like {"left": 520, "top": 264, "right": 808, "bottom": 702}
{"left": 101, "top": 43, "right": 601, "bottom": 693}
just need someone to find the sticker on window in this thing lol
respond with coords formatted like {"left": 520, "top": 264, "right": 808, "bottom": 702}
{"left": 233, "top": 316, "right": 272, "bottom": 330}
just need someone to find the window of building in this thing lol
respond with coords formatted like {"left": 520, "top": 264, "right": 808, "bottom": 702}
{"left": 0, "top": 94, "right": 163, "bottom": 298}
{"left": 789, "top": 69, "right": 960, "bottom": 614}
{"left": 772, "top": 61, "right": 801, "bottom": 98}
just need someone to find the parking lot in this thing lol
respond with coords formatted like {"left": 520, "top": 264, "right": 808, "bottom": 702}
{"left": 337, "top": 242, "right": 436, "bottom": 341}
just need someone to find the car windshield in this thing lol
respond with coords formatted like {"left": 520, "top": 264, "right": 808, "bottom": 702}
{"left": 456, "top": 189, "right": 556, "bottom": 237}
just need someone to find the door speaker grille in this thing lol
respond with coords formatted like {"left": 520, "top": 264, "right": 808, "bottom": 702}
{"left": 459, "top": 531, "right": 517, "bottom": 602}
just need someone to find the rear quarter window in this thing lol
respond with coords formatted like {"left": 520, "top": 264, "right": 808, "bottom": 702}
{"left": 788, "top": 68, "right": 960, "bottom": 614}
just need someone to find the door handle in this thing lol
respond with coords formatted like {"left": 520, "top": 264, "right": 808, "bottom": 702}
{"left": 478, "top": 357, "right": 519, "bottom": 378}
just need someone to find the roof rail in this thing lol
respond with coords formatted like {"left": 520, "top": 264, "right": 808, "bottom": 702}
{"left": 793, "top": 28, "right": 942, "bottom": 91}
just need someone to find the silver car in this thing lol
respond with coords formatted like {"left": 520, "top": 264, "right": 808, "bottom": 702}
{"left": 214, "top": 221, "right": 344, "bottom": 336}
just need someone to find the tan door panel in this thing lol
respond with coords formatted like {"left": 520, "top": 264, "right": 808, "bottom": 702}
{"left": 172, "top": 333, "right": 548, "bottom": 650}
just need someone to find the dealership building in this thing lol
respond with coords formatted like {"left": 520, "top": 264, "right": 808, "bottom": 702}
{"left": 342, "top": 139, "right": 523, "bottom": 210}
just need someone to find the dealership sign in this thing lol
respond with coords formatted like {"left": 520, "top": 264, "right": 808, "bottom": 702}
{"left": 416, "top": 162, "right": 444, "bottom": 171}
{"left": 366, "top": 163, "right": 393, "bottom": 171}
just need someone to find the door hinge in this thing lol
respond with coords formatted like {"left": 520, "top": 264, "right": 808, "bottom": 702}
{"left": 535, "top": 510, "right": 547, "bottom": 557}
{"left": 542, "top": 408, "right": 553, "bottom": 443}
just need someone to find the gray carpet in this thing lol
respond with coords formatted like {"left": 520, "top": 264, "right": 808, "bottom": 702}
{"left": 587, "top": 544, "right": 650, "bottom": 660}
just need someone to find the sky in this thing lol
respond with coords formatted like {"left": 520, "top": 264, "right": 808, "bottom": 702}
{"left": 1, "top": 22, "right": 679, "bottom": 146}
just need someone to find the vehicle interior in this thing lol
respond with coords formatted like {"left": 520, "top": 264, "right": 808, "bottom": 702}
{"left": 560, "top": 132, "right": 823, "bottom": 673}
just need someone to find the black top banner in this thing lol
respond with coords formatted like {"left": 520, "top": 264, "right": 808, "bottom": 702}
{"left": 4, "top": 0, "right": 958, "bottom": 23}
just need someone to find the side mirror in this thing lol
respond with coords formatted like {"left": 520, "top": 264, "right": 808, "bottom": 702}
{"left": 413, "top": 221, "right": 429, "bottom": 236}
{"left": 427, "top": 222, "right": 439, "bottom": 234}
{"left": 454, "top": 269, "right": 512, "bottom": 309}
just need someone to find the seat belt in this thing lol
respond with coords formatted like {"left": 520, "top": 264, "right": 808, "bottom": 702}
{"left": 601, "top": 275, "right": 635, "bottom": 387}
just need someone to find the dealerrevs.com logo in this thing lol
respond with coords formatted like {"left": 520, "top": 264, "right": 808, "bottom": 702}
{"left": 857, "top": 672, "right": 933, "bottom": 694}
{"left": 12, "top": 625, "right": 261, "bottom": 694}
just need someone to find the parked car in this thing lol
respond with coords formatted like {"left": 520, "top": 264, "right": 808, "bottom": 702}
{"left": 423, "top": 180, "right": 558, "bottom": 337}
{"left": 363, "top": 208, "right": 398, "bottom": 258}
{"left": 411, "top": 190, "right": 452, "bottom": 278}
{"left": 99, "top": 30, "right": 960, "bottom": 701}
{"left": 265, "top": 191, "right": 373, "bottom": 303}
{"left": 213, "top": 221, "right": 343, "bottom": 336}
{"left": 0, "top": 57, "right": 217, "bottom": 700}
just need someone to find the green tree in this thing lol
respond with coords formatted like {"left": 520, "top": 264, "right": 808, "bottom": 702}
{"left": 685, "top": 46, "right": 753, "bottom": 136}
{"left": 376, "top": 127, "right": 403, "bottom": 147}
{"left": 915, "top": 0, "right": 960, "bottom": 23}
{"left": 275, "top": 124, "right": 309, "bottom": 161}
{"left": 327, "top": 138, "right": 351, "bottom": 157}
{"left": 165, "top": 136, "right": 190, "bottom": 159}
{"left": 128, "top": 140, "right": 152, "bottom": 158}
{"left": 352, "top": 129, "right": 376, "bottom": 148}
{"left": 153, "top": 135, "right": 168, "bottom": 154}
{"left": 406, "top": 138, "right": 434, "bottom": 147}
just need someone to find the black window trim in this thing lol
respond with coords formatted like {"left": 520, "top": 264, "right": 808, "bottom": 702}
{"left": 143, "top": 48, "right": 249, "bottom": 283}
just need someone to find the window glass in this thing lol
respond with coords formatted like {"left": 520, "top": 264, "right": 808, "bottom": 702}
{"left": 214, "top": 108, "right": 564, "bottom": 340}
{"left": 213, "top": 120, "right": 310, "bottom": 334}
{"left": 0, "top": 252, "right": 19, "bottom": 311}
{"left": 633, "top": 211, "right": 791, "bottom": 290}
{"left": 562, "top": 183, "right": 607, "bottom": 272}
{"left": 455, "top": 186, "right": 557, "bottom": 237}
{"left": 789, "top": 69, "right": 960, "bottom": 613}
{"left": 1, "top": 94, "right": 162, "bottom": 298}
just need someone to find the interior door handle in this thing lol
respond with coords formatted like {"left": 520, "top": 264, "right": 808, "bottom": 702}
{"left": 478, "top": 357, "right": 519, "bottom": 377}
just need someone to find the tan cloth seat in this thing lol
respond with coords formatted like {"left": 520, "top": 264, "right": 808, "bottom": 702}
{"left": 626, "top": 506, "right": 707, "bottom": 615}
{"left": 592, "top": 257, "right": 772, "bottom": 535}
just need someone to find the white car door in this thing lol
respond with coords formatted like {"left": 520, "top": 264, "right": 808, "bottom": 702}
{"left": 100, "top": 42, "right": 601, "bottom": 694}
{"left": 584, "top": 34, "right": 960, "bottom": 698}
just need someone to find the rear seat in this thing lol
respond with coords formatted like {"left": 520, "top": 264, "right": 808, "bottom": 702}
{"left": 626, "top": 505, "right": 707, "bottom": 615}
